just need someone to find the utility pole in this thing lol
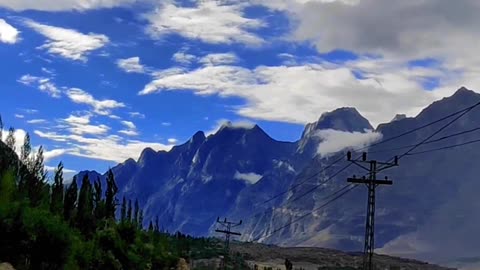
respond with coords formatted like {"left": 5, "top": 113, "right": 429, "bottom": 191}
{"left": 215, "top": 217, "right": 242, "bottom": 270}
{"left": 346, "top": 151, "right": 398, "bottom": 270}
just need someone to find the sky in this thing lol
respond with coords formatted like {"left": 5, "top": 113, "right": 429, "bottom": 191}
{"left": 1, "top": 0, "right": 479, "bottom": 174}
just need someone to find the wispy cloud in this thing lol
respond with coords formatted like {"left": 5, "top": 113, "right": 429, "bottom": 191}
{"left": 129, "top": 112, "right": 145, "bottom": 119}
{"left": 0, "top": 0, "right": 136, "bottom": 11}
{"left": 65, "top": 88, "right": 125, "bottom": 115}
{"left": 139, "top": 59, "right": 452, "bottom": 126}
{"left": 119, "top": 129, "right": 139, "bottom": 136}
{"left": 34, "top": 130, "right": 171, "bottom": 163}
{"left": 25, "top": 19, "right": 109, "bottom": 61}
{"left": 315, "top": 129, "right": 382, "bottom": 157}
{"left": 18, "top": 74, "right": 61, "bottom": 98}
{"left": 0, "top": 19, "right": 20, "bottom": 44}
{"left": 27, "top": 119, "right": 47, "bottom": 124}
{"left": 144, "top": 1, "right": 265, "bottom": 45}
{"left": 62, "top": 114, "right": 110, "bottom": 135}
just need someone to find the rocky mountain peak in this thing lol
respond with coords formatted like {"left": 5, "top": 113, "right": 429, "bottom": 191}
{"left": 302, "top": 107, "right": 373, "bottom": 139}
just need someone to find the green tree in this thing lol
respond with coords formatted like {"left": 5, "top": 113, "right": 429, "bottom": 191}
{"left": 105, "top": 169, "right": 118, "bottom": 220}
{"left": 5, "top": 127, "right": 15, "bottom": 151}
{"left": 27, "top": 146, "right": 47, "bottom": 206}
{"left": 93, "top": 177, "right": 104, "bottom": 222}
{"left": 0, "top": 170, "right": 15, "bottom": 206}
{"left": 20, "top": 132, "right": 31, "bottom": 165}
{"left": 77, "top": 174, "right": 94, "bottom": 236}
{"left": 50, "top": 162, "right": 64, "bottom": 215}
{"left": 64, "top": 177, "right": 78, "bottom": 223}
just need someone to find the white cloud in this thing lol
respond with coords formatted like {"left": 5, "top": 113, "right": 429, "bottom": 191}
{"left": 66, "top": 88, "right": 125, "bottom": 115}
{"left": 129, "top": 112, "right": 145, "bottom": 119}
{"left": 119, "top": 120, "right": 138, "bottom": 136}
{"left": 140, "top": 60, "right": 452, "bottom": 126}
{"left": 18, "top": 74, "right": 61, "bottom": 98}
{"left": 116, "top": 57, "right": 145, "bottom": 73}
{"left": 161, "top": 122, "right": 171, "bottom": 126}
{"left": 15, "top": 114, "right": 24, "bottom": 119}
{"left": 34, "top": 130, "right": 172, "bottom": 163}
{"left": 62, "top": 114, "right": 110, "bottom": 135}
{"left": 119, "top": 129, "right": 139, "bottom": 136}
{"left": 21, "top": 108, "right": 39, "bottom": 114}
{"left": 45, "top": 165, "right": 76, "bottom": 174}
{"left": 0, "top": 19, "right": 19, "bottom": 44}
{"left": 27, "top": 119, "right": 47, "bottom": 124}
{"left": 199, "top": 53, "right": 238, "bottom": 66}
{"left": 144, "top": 1, "right": 265, "bottom": 45}
{"left": 234, "top": 171, "right": 263, "bottom": 184}
{"left": 0, "top": 0, "right": 137, "bottom": 11}
{"left": 25, "top": 19, "right": 109, "bottom": 61}
{"left": 44, "top": 148, "right": 70, "bottom": 162}
{"left": 172, "top": 51, "right": 197, "bottom": 65}
{"left": 64, "top": 114, "right": 90, "bottom": 125}
{"left": 167, "top": 138, "right": 178, "bottom": 144}
{"left": 315, "top": 129, "right": 382, "bottom": 157}
{"left": 255, "top": 0, "right": 480, "bottom": 95}
{"left": 121, "top": 120, "right": 136, "bottom": 129}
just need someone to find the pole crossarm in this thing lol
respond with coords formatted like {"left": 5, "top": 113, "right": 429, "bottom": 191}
{"left": 215, "top": 217, "right": 242, "bottom": 270}
{"left": 215, "top": 229, "right": 242, "bottom": 236}
{"left": 346, "top": 151, "right": 398, "bottom": 270}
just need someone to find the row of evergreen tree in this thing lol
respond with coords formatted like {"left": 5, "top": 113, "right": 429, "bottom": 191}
{"left": 0, "top": 115, "right": 225, "bottom": 270}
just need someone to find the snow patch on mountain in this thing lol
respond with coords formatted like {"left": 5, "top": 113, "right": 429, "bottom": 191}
{"left": 234, "top": 171, "right": 263, "bottom": 184}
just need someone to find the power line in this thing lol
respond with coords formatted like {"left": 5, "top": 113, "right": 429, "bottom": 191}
{"left": 376, "top": 101, "right": 480, "bottom": 172}
{"left": 406, "top": 138, "right": 480, "bottom": 156}
{"left": 260, "top": 155, "right": 345, "bottom": 205}
{"left": 399, "top": 106, "right": 479, "bottom": 159}
{"left": 260, "top": 184, "right": 358, "bottom": 240}
{"left": 247, "top": 98, "right": 480, "bottom": 246}
{"left": 288, "top": 162, "right": 354, "bottom": 203}
{"left": 260, "top": 101, "right": 480, "bottom": 206}
{"left": 368, "top": 126, "right": 480, "bottom": 154}
{"left": 360, "top": 99, "right": 480, "bottom": 151}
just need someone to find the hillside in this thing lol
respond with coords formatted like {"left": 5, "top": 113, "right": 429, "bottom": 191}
{"left": 230, "top": 242, "right": 454, "bottom": 270}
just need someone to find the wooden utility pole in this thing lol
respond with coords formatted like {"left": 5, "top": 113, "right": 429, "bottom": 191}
{"left": 215, "top": 217, "right": 242, "bottom": 270}
{"left": 347, "top": 151, "right": 398, "bottom": 270}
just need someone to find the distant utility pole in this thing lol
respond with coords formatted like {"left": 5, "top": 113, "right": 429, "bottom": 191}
{"left": 346, "top": 152, "right": 398, "bottom": 270}
{"left": 215, "top": 217, "right": 242, "bottom": 270}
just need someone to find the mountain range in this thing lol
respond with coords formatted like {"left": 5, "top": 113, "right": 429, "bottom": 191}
{"left": 75, "top": 87, "right": 480, "bottom": 268}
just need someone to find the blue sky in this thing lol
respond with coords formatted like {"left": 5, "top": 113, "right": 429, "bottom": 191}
{"left": 0, "top": 0, "right": 478, "bottom": 174}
